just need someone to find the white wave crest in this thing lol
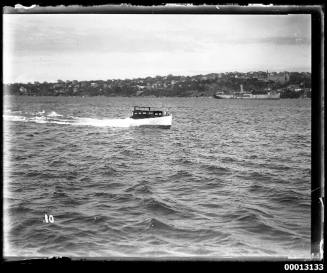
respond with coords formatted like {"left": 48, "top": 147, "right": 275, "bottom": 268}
{"left": 36, "top": 110, "right": 45, "bottom": 115}
{"left": 47, "top": 111, "right": 62, "bottom": 117}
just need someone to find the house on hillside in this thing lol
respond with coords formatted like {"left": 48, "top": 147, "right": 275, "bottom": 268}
{"left": 268, "top": 72, "right": 290, "bottom": 84}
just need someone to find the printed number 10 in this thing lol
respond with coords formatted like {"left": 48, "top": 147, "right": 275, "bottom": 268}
{"left": 44, "top": 214, "right": 54, "bottom": 223}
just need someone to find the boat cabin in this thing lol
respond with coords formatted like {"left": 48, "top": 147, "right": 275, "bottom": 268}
{"left": 131, "top": 106, "right": 167, "bottom": 119}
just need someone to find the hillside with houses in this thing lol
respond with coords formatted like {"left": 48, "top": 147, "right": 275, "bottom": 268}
{"left": 4, "top": 71, "right": 311, "bottom": 98}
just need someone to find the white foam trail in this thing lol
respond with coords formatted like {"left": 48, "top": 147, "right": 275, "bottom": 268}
{"left": 3, "top": 112, "right": 171, "bottom": 128}
{"left": 3, "top": 109, "right": 22, "bottom": 114}
{"left": 3, "top": 114, "right": 27, "bottom": 122}
{"left": 74, "top": 117, "right": 134, "bottom": 127}
{"left": 3, "top": 114, "right": 67, "bottom": 125}
{"left": 3, "top": 114, "right": 134, "bottom": 127}
{"left": 34, "top": 116, "right": 48, "bottom": 123}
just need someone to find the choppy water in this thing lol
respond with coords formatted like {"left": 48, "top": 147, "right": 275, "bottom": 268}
{"left": 3, "top": 96, "right": 311, "bottom": 259}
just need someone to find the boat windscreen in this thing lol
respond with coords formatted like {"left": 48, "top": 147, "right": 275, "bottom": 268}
{"left": 134, "top": 106, "right": 151, "bottom": 111}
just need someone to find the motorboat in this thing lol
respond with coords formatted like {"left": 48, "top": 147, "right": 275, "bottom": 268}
{"left": 130, "top": 106, "right": 172, "bottom": 129}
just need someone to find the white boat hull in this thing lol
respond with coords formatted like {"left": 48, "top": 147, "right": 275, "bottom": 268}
{"left": 214, "top": 94, "right": 234, "bottom": 99}
{"left": 130, "top": 115, "right": 172, "bottom": 128}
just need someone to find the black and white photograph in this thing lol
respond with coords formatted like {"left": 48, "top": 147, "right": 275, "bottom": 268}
{"left": 2, "top": 4, "right": 323, "bottom": 262}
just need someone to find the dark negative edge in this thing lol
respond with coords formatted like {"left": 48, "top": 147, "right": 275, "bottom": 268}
{"left": 1, "top": 2, "right": 324, "bottom": 266}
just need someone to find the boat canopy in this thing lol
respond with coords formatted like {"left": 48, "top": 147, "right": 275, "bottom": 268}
{"left": 133, "top": 106, "right": 152, "bottom": 111}
{"left": 133, "top": 106, "right": 169, "bottom": 112}
{"left": 131, "top": 106, "right": 170, "bottom": 119}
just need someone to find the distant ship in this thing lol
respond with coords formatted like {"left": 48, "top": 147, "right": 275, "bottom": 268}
{"left": 214, "top": 92, "right": 235, "bottom": 99}
{"left": 130, "top": 106, "right": 172, "bottom": 129}
{"left": 214, "top": 84, "right": 280, "bottom": 100}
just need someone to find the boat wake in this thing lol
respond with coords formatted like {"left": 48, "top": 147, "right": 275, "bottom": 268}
{"left": 74, "top": 117, "right": 137, "bottom": 127}
{"left": 3, "top": 110, "right": 170, "bottom": 128}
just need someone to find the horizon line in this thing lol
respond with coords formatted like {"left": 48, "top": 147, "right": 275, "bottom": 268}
{"left": 3, "top": 70, "right": 311, "bottom": 85}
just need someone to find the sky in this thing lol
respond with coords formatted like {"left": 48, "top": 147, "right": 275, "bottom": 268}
{"left": 3, "top": 14, "right": 311, "bottom": 83}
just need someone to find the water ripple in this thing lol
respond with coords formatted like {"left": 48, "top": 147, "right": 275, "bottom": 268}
{"left": 4, "top": 96, "right": 311, "bottom": 258}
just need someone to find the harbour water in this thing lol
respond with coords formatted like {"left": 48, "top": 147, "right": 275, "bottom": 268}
{"left": 3, "top": 96, "right": 311, "bottom": 258}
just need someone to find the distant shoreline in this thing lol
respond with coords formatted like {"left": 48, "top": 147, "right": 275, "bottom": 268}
{"left": 3, "top": 71, "right": 311, "bottom": 99}
{"left": 4, "top": 94, "right": 311, "bottom": 99}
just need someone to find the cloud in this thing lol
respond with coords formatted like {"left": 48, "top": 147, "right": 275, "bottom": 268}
{"left": 3, "top": 14, "right": 311, "bottom": 83}
{"left": 5, "top": 14, "right": 311, "bottom": 55}
{"left": 7, "top": 21, "right": 202, "bottom": 55}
